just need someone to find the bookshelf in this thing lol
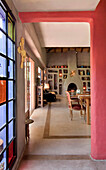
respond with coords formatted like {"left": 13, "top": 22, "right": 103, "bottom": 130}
{"left": 37, "top": 86, "right": 43, "bottom": 107}
{"left": 47, "top": 65, "right": 68, "bottom": 95}
{"left": 77, "top": 66, "right": 90, "bottom": 91}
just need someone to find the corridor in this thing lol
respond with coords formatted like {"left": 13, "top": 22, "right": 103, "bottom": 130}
{"left": 19, "top": 96, "right": 106, "bottom": 170}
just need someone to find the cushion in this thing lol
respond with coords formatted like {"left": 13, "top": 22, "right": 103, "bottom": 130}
{"left": 72, "top": 104, "right": 81, "bottom": 110}
{"left": 72, "top": 104, "right": 86, "bottom": 110}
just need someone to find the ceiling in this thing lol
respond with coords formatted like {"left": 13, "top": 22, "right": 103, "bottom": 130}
{"left": 34, "top": 22, "right": 90, "bottom": 47}
{"left": 12, "top": 0, "right": 100, "bottom": 48}
{"left": 12, "top": 0, "right": 100, "bottom": 12}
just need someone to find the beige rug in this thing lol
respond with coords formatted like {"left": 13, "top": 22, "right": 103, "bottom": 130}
{"left": 49, "top": 97, "right": 91, "bottom": 137}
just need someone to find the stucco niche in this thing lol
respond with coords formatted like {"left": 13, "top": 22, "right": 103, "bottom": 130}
{"left": 63, "top": 52, "right": 83, "bottom": 96}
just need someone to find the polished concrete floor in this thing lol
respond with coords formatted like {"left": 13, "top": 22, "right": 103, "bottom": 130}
{"left": 19, "top": 96, "right": 106, "bottom": 170}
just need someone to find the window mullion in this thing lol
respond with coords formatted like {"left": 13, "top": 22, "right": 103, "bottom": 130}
{"left": 6, "top": 10, "right": 8, "bottom": 169}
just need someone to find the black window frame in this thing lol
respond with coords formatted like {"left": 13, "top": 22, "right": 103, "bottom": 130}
{"left": 0, "top": 0, "right": 17, "bottom": 169}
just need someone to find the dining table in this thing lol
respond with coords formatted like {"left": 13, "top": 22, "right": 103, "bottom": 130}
{"left": 77, "top": 94, "right": 91, "bottom": 125}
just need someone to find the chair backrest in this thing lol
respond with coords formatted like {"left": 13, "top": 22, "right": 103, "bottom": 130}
{"left": 66, "top": 91, "right": 72, "bottom": 109}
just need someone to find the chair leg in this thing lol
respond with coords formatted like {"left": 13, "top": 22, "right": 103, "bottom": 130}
{"left": 80, "top": 110, "right": 82, "bottom": 116}
{"left": 84, "top": 110, "right": 86, "bottom": 122}
{"left": 70, "top": 110, "right": 73, "bottom": 120}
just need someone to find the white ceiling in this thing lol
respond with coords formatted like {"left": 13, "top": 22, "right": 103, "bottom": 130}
{"left": 12, "top": 0, "right": 100, "bottom": 12}
{"left": 34, "top": 22, "right": 90, "bottom": 47}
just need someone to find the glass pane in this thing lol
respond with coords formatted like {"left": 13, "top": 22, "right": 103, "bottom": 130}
{"left": 13, "top": 44, "right": 15, "bottom": 60}
{"left": 13, "top": 63, "right": 15, "bottom": 79}
{"left": 8, "top": 121, "right": 13, "bottom": 143}
{"left": 8, "top": 81, "right": 13, "bottom": 100}
{"left": 0, "top": 31, "right": 6, "bottom": 55}
{"left": 0, "top": 104, "right": 6, "bottom": 129}
{"left": 8, "top": 60, "right": 13, "bottom": 79}
{"left": 0, "top": 127, "right": 6, "bottom": 152}
{"left": 8, "top": 38, "right": 13, "bottom": 59}
{"left": 8, "top": 17, "right": 13, "bottom": 40}
{"left": 8, "top": 101, "right": 13, "bottom": 121}
{"left": 14, "top": 25, "right": 15, "bottom": 41}
{"left": 0, "top": 150, "right": 6, "bottom": 170}
{"left": 0, "top": 6, "right": 6, "bottom": 31}
{"left": 0, "top": 56, "right": 6, "bottom": 77}
{"left": 0, "top": 80, "right": 6, "bottom": 104}
{"left": 8, "top": 140, "right": 13, "bottom": 164}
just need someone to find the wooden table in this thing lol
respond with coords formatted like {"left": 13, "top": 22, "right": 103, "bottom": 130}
{"left": 78, "top": 94, "right": 91, "bottom": 125}
{"left": 25, "top": 119, "right": 34, "bottom": 142}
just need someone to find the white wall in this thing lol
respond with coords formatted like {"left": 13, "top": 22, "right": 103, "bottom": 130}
{"left": 4, "top": 0, "right": 46, "bottom": 169}
{"left": 24, "top": 23, "right": 46, "bottom": 68}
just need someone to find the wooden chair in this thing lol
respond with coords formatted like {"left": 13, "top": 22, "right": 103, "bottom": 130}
{"left": 66, "top": 91, "right": 86, "bottom": 121}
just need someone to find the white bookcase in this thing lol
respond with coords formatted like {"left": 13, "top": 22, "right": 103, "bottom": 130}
{"left": 77, "top": 67, "right": 90, "bottom": 91}
{"left": 47, "top": 66, "right": 68, "bottom": 95}
{"left": 37, "top": 86, "right": 43, "bottom": 107}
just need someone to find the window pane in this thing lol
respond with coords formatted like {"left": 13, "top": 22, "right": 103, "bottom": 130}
{"left": 14, "top": 26, "right": 15, "bottom": 41}
{"left": 8, "top": 17, "right": 13, "bottom": 40}
{"left": 8, "top": 81, "right": 13, "bottom": 100}
{"left": 13, "top": 44, "right": 15, "bottom": 60}
{"left": 0, "top": 56, "right": 6, "bottom": 77}
{"left": 0, "top": 80, "right": 6, "bottom": 104}
{"left": 8, "top": 38, "right": 13, "bottom": 59}
{"left": 8, "top": 121, "right": 13, "bottom": 143}
{"left": 8, "top": 60, "right": 13, "bottom": 79}
{"left": 0, "top": 127, "right": 6, "bottom": 152}
{"left": 0, "top": 150, "right": 6, "bottom": 170}
{"left": 8, "top": 140, "right": 13, "bottom": 164}
{"left": 0, "top": 31, "right": 6, "bottom": 55}
{"left": 8, "top": 101, "right": 13, "bottom": 121}
{"left": 0, "top": 6, "right": 6, "bottom": 31}
{"left": 0, "top": 104, "right": 6, "bottom": 129}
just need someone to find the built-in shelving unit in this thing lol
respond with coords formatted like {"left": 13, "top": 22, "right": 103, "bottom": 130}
{"left": 77, "top": 66, "right": 90, "bottom": 91}
{"left": 37, "top": 86, "right": 43, "bottom": 107}
{"left": 47, "top": 65, "right": 68, "bottom": 95}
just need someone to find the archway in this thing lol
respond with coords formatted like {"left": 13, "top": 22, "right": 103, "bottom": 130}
{"left": 19, "top": 0, "right": 106, "bottom": 159}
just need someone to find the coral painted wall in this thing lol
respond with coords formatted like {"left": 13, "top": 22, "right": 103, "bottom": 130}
{"left": 19, "top": 0, "right": 106, "bottom": 159}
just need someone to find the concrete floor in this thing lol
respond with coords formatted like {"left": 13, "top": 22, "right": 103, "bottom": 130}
{"left": 18, "top": 96, "right": 106, "bottom": 170}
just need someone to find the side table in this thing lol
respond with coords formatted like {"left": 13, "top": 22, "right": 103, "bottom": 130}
{"left": 25, "top": 119, "right": 34, "bottom": 142}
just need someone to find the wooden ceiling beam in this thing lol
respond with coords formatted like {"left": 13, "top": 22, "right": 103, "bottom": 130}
{"left": 45, "top": 47, "right": 90, "bottom": 53}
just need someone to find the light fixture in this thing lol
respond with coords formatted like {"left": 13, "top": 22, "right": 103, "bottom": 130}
{"left": 44, "top": 83, "right": 50, "bottom": 90}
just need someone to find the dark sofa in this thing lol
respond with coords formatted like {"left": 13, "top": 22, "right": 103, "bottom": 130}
{"left": 43, "top": 90, "right": 56, "bottom": 102}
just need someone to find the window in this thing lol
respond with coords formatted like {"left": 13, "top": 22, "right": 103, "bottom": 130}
{"left": 0, "top": 1, "right": 16, "bottom": 169}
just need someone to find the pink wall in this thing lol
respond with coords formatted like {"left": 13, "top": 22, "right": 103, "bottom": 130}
{"left": 19, "top": 0, "right": 106, "bottom": 159}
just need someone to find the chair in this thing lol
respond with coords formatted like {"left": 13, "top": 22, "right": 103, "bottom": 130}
{"left": 66, "top": 91, "right": 86, "bottom": 121}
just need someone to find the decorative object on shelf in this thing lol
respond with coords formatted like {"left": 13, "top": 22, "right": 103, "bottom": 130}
{"left": 63, "top": 69, "right": 68, "bottom": 74}
{"left": 76, "top": 89, "right": 81, "bottom": 94}
{"left": 0, "top": 139, "right": 3, "bottom": 162}
{"left": 0, "top": 162, "right": 4, "bottom": 170}
{"left": 63, "top": 75, "right": 67, "bottom": 79}
{"left": 17, "top": 37, "right": 26, "bottom": 69}
{"left": 48, "top": 74, "right": 52, "bottom": 79}
{"left": 0, "top": 139, "right": 4, "bottom": 169}
{"left": 59, "top": 79, "right": 62, "bottom": 83}
{"left": 47, "top": 65, "right": 68, "bottom": 69}
{"left": 59, "top": 73, "right": 62, "bottom": 77}
{"left": 86, "top": 70, "right": 90, "bottom": 75}
{"left": 70, "top": 70, "right": 76, "bottom": 77}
